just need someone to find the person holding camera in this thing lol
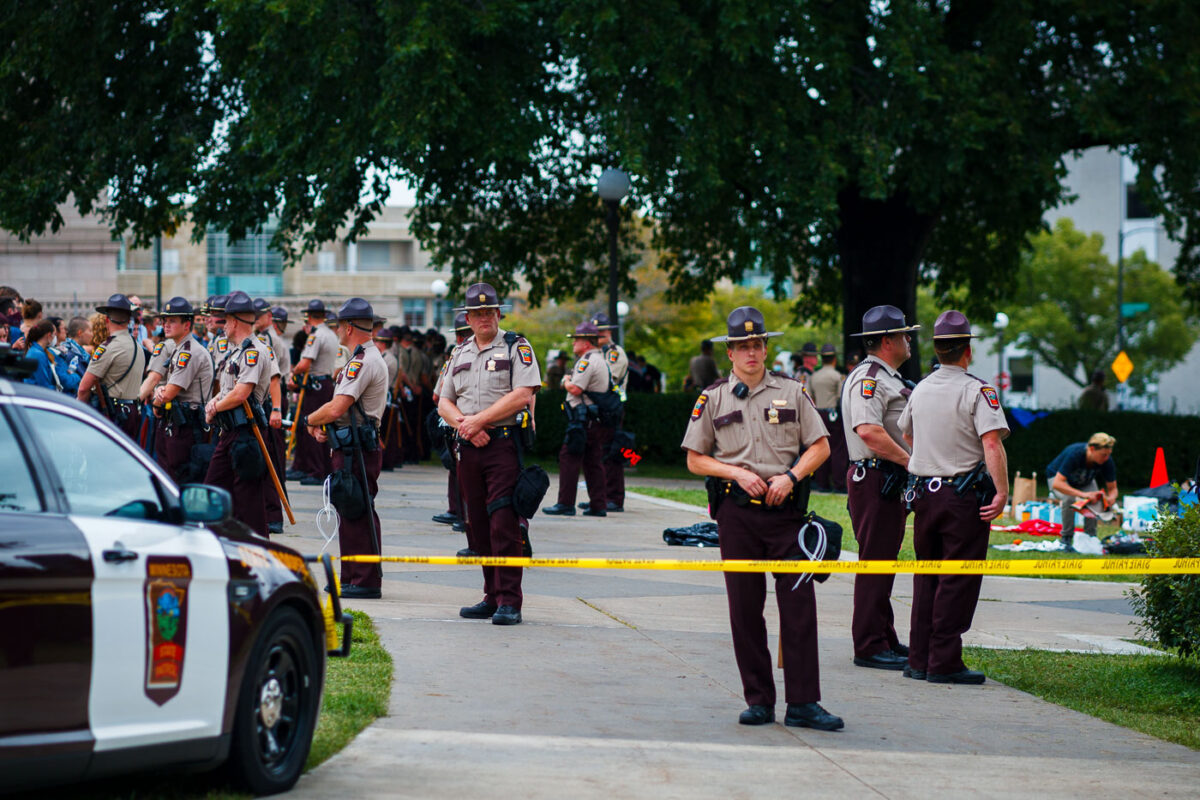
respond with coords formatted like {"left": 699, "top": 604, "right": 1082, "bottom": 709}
{"left": 681, "top": 306, "right": 842, "bottom": 732}
{"left": 543, "top": 321, "right": 613, "bottom": 517}
{"left": 303, "top": 298, "right": 389, "bottom": 599}
{"left": 899, "top": 310, "right": 1009, "bottom": 685}
{"left": 438, "top": 283, "right": 541, "bottom": 626}
{"left": 842, "top": 305, "right": 918, "bottom": 672}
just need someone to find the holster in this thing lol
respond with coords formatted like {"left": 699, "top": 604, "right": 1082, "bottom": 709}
{"left": 516, "top": 410, "right": 536, "bottom": 450}
{"left": 704, "top": 476, "right": 724, "bottom": 519}
{"left": 563, "top": 419, "right": 586, "bottom": 455}
{"left": 879, "top": 462, "right": 909, "bottom": 501}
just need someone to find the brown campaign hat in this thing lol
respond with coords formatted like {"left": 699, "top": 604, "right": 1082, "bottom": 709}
{"left": 850, "top": 305, "right": 920, "bottom": 337}
{"left": 566, "top": 321, "right": 602, "bottom": 339}
{"left": 454, "top": 282, "right": 510, "bottom": 312}
{"left": 710, "top": 306, "right": 783, "bottom": 343}
{"left": 931, "top": 310, "right": 979, "bottom": 339}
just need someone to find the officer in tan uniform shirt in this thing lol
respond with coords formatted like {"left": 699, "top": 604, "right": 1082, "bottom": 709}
{"left": 138, "top": 336, "right": 176, "bottom": 404}
{"left": 809, "top": 343, "right": 847, "bottom": 493}
{"left": 203, "top": 291, "right": 275, "bottom": 536}
{"left": 305, "top": 299, "right": 390, "bottom": 598}
{"left": 150, "top": 297, "right": 213, "bottom": 484}
{"left": 76, "top": 293, "right": 146, "bottom": 440}
{"left": 682, "top": 306, "right": 843, "bottom": 732}
{"left": 842, "top": 307, "right": 918, "bottom": 671}
{"left": 591, "top": 312, "right": 630, "bottom": 512}
{"left": 899, "top": 310, "right": 1010, "bottom": 685}
{"left": 396, "top": 326, "right": 424, "bottom": 463}
{"left": 431, "top": 313, "right": 472, "bottom": 534}
{"left": 253, "top": 298, "right": 289, "bottom": 533}
{"left": 543, "top": 321, "right": 612, "bottom": 516}
{"left": 439, "top": 283, "right": 541, "bottom": 626}
{"left": 289, "top": 298, "right": 339, "bottom": 482}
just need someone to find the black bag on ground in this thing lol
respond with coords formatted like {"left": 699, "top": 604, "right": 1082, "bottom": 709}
{"left": 230, "top": 432, "right": 266, "bottom": 480}
{"left": 513, "top": 465, "right": 550, "bottom": 520}
{"left": 329, "top": 467, "right": 367, "bottom": 521}
{"left": 663, "top": 522, "right": 720, "bottom": 548}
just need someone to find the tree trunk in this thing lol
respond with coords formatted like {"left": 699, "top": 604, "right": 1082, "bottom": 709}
{"left": 836, "top": 187, "right": 936, "bottom": 381}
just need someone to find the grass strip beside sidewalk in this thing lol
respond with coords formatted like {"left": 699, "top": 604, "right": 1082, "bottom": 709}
{"left": 965, "top": 647, "right": 1200, "bottom": 750}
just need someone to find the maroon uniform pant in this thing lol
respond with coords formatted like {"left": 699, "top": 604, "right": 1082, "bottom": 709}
{"left": 447, "top": 467, "right": 462, "bottom": 518}
{"left": 380, "top": 405, "right": 403, "bottom": 469}
{"left": 603, "top": 410, "right": 626, "bottom": 507}
{"left": 333, "top": 448, "right": 383, "bottom": 589}
{"left": 556, "top": 422, "right": 610, "bottom": 511}
{"left": 846, "top": 465, "right": 907, "bottom": 658}
{"left": 716, "top": 501, "right": 820, "bottom": 707}
{"left": 813, "top": 409, "right": 848, "bottom": 492}
{"left": 204, "top": 428, "right": 269, "bottom": 537}
{"left": 909, "top": 485, "right": 989, "bottom": 675}
{"left": 456, "top": 434, "right": 524, "bottom": 608}
{"left": 265, "top": 426, "right": 288, "bottom": 525}
{"left": 292, "top": 378, "right": 334, "bottom": 477}
{"left": 154, "top": 418, "right": 197, "bottom": 486}
{"left": 400, "top": 395, "right": 421, "bottom": 463}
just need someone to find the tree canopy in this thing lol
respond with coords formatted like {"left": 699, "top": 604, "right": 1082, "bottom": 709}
{"left": 993, "top": 218, "right": 1198, "bottom": 394}
{"left": 5, "top": 1, "right": 1200, "bottom": 363}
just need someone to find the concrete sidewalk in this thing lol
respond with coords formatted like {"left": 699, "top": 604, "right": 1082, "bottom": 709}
{"left": 273, "top": 463, "right": 1199, "bottom": 799}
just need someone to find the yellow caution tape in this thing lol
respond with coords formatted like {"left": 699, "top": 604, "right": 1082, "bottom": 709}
{"left": 338, "top": 555, "right": 1200, "bottom": 576}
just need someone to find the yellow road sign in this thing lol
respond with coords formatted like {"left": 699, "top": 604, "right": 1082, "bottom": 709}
{"left": 1111, "top": 350, "right": 1134, "bottom": 383}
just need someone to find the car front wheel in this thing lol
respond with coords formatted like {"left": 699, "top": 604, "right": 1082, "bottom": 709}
{"left": 227, "top": 606, "right": 320, "bottom": 795}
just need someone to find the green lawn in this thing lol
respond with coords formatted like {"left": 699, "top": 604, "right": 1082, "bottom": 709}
{"left": 62, "top": 610, "right": 392, "bottom": 800}
{"left": 631, "top": 484, "right": 1142, "bottom": 583}
{"left": 964, "top": 647, "right": 1200, "bottom": 750}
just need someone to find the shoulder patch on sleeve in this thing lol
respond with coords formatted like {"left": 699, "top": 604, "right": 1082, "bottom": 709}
{"left": 175, "top": 351, "right": 191, "bottom": 369}
{"left": 91, "top": 344, "right": 106, "bottom": 361}
{"left": 981, "top": 385, "right": 1000, "bottom": 409}
{"left": 245, "top": 349, "right": 259, "bottom": 366}
{"left": 690, "top": 393, "right": 709, "bottom": 421}
{"left": 346, "top": 360, "right": 363, "bottom": 379}
{"left": 152, "top": 342, "right": 165, "bottom": 356}
{"left": 217, "top": 338, "right": 228, "bottom": 354}
{"left": 860, "top": 378, "right": 877, "bottom": 398}
{"left": 306, "top": 334, "right": 316, "bottom": 347}
{"left": 576, "top": 359, "right": 588, "bottom": 373}
{"left": 608, "top": 348, "right": 619, "bottom": 363}
{"left": 516, "top": 343, "right": 533, "bottom": 365}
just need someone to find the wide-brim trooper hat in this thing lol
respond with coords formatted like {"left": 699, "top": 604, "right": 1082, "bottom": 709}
{"left": 710, "top": 306, "right": 783, "bottom": 343}
{"left": 931, "top": 310, "right": 979, "bottom": 339}
{"left": 224, "top": 291, "right": 257, "bottom": 321}
{"left": 207, "top": 294, "right": 229, "bottom": 318}
{"left": 252, "top": 298, "right": 272, "bottom": 316}
{"left": 566, "top": 321, "right": 602, "bottom": 339}
{"left": 453, "top": 311, "right": 471, "bottom": 333}
{"left": 159, "top": 297, "right": 195, "bottom": 318}
{"left": 271, "top": 306, "right": 288, "bottom": 323}
{"left": 454, "top": 282, "right": 511, "bottom": 313}
{"left": 95, "top": 293, "right": 133, "bottom": 316}
{"left": 819, "top": 343, "right": 837, "bottom": 356}
{"left": 590, "top": 311, "right": 618, "bottom": 330}
{"left": 850, "top": 305, "right": 920, "bottom": 337}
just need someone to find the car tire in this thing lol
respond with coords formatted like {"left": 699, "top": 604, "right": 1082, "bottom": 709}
{"left": 227, "top": 606, "right": 320, "bottom": 795}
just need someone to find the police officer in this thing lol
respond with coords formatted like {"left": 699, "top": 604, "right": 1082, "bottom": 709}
{"left": 899, "top": 310, "right": 1010, "bottom": 684}
{"left": 289, "top": 299, "right": 339, "bottom": 483}
{"left": 682, "top": 307, "right": 841, "bottom": 730}
{"left": 796, "top": 341, "right": 818, "bottom": 395}
{"left": 374, "top": 323, "right": 405, "bottom": 472}
{"left": 396, "top": 326, "right": 423, "bottom": 464}
{"left": 76, "top": 293, "right": 146, "bottom": 440}
{"left": 438, "top": 283, "right": 541, "bottom": 625}
{"left": 842, "top": 306, "right": 918, "bottom": 671}
{"left": 810, "top": 343, "right": 848, "bottom": 493}
{"left": 270, "top": 306, "right": 292, "bottom": 382}
{"left": 590, "top": 312, "right": 629, "bottom": 512}
{"left": 431, "top": 312, "right": 472, "bottom": 531}
{"left": 543, "top": 321, "right": 612, "bottom": 517}
{"left": 304, "top": 299, "right": 390, "bottom": 599}
{"left": 206, "top": 295, "right": 230, "bottom": 361}
{"left": 151, "top": 297, "right": 214, "bottom": 484}
{"left": 204, "top": 291, "right": 275, "bottom": 537}
{"left": 253, "top": 298, "right": 288, "bottom": 534}
{"left": 138, "top": 324, "right": 176, "bottom": 404}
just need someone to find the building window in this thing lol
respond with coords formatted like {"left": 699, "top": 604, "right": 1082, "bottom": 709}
{"left": 317, "top": 251, "right": 336, "bottom": 273}
{"left": 206, "top": 227, "right": 284, "bottom": 296}
{"left": 403, "top": 298, "right": 426, "bottom": 328}
{"left": 358, "top": 241, "right": 393, "bottom": 271}
{"left": 433, "top": 299, "right": 453, "bottom": 328}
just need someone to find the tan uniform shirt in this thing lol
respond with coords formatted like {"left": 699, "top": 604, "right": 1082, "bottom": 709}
{"left": 380, "top": 347, "right": 399, "bottom": 390}
{"left": 333, "top": 344, "right": 389, "bottom": 427}
{"left": 216, "top": 336, "right": 271, "bottom": 405}
{"left": 147, "top": 339, "right": 176, "bottom": 377}
{"left": 842, "top": 355, "right": 911, "bottom": 461}
{"left": 899, "top": 364, "right": 1010, "bottom": 477}
{"left": 565, "top": 347, "right": 611, "bottom": 409}
{"left": 209, "top": 334, "right": 232, "bottom": 371}
{"left": 808, "top": 364, "right": 844, "bottom": 410}
{"left": 441, "top": 329, "right": 541, "bottom": 425}
{"left": 433, "top": 344, "right": 458, "bottom": 398}
{"left": 397, "top": 344, "right": 416, "bottom": 386}
{"left": 269, "top": 327, "right": 291, "bottom": 378}
{"left": 86, "top": 332, "right": 145, "bottom": 401}
{"left": 603, "top": 343, "right": 630, "bottom": 398}
{"left": 418, "top": 349, "right": 434, "bottom": 387}
{"left": 165, "top": 337, "right": 214, "bottom": 404}
{"left": 681, "top": 374, "right": 828, "bottom": 479}
{"left": 299, "top": 324, "right": 339, "bottom": 376}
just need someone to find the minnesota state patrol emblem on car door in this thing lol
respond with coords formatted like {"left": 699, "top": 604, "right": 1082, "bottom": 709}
{"left": 144, "top": 556, "right": 192, "bottom": 705}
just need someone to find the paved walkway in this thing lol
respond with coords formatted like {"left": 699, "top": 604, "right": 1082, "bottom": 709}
{"left": 271, "top": 463, "right": 1199, "bottom": 799}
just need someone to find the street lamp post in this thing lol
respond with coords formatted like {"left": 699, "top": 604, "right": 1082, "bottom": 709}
{"left": 597, "top": 168, "right": 630, "bottom": 345}
{"left": 993, "top": 312, "right": 1009, "bottom": 405}
{"left": 430, "top": 279, "right": 448, "bottom": 329}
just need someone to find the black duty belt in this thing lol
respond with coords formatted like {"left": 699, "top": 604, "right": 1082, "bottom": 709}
{"left": 818, "top": 407, "right": 839, "bottom": 422}
{"left": 458, "top": 425, "right": 519, "bottom": 443}
{"left": 720, "top": 480, "right": 798, "bottom": 511}
{"left": 851, "top": 458, "right": 889, "bottom": 470}
{"left": 310, "top": 373, "right": 332, "bottom": 381}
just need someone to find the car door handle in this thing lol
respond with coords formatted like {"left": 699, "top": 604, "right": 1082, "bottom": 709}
{"left": 102, "top": 548, "right": 139, "bottom": 563}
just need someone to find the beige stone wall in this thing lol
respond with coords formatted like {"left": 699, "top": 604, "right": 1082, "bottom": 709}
{"left": 0, "top": 203, "right": 120, "bottom": 312}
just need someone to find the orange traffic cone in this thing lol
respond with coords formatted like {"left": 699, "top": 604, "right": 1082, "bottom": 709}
{"left": 1150, "top": 447, "right": 1169, "bottom": 488}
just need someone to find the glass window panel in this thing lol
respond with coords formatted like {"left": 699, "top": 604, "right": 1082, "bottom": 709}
{"left": 0, "top": 411, "right": 43, "bottom": 513}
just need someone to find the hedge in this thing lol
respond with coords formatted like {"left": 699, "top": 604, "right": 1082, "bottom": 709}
{"left": 533, "top": 390, "right": 1200, "bottom": 489}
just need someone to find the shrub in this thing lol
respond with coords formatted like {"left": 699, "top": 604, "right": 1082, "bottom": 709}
{"left": 1129, "top": 502, "right": 1200, "bottom": 660}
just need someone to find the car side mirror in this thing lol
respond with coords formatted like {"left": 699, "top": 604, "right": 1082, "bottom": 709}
{"left": 180, "top": 484, "right": 233, "bottom": 524}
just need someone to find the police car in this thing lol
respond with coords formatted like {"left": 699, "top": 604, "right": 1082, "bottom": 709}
{"left": 0, "top": 345, "right": 351, "bottom": 795}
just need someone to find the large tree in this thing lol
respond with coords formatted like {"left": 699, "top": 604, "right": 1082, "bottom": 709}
{"left": 5, "top": 2, "right": 1200, "bottom": 376}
